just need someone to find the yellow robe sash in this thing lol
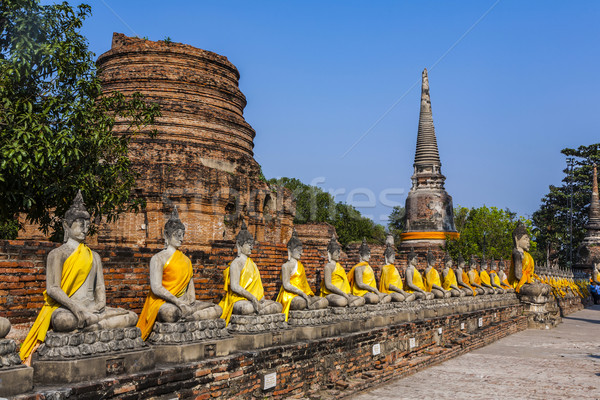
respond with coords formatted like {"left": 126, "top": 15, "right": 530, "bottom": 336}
{"left": 136, "top": 250, "right": 192, "bottom": 340}
{"left": 480, "top": 270, "right": 492, "bottom": 286}
{"left": 379, "top": 264, "right": 403, "bottom": 294}
{"left": 276, "top": 261, "right": 313, "bottom": 321}
{"left": 404, "top": 268, "right": 426, "bottom": 293}
{"left": 20, "top": 243, "right": 93, "bottom": 361}
{"left": 219, "top": 257, "right": 264, "bottom": 325}
{"left": 424, "top": 268, "right": 442, "bottom": 292}
{"left": 348, "top": 262, "right": 376, "bottom": 296}
{"left": 442, "top": 269, "right": 458, "bottom": 291}
{"left": 461, "top": 271, "right": 477, "bottom": 296}
{"left": 509, "top": 251, "right": 535, "bottom": 293}
{"left": 320, "top": 262, "right": 351, "bottom": 296}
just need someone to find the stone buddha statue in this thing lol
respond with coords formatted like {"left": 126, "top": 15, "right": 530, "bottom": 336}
{"left": 488, "top": 259, "right": 507, "bottom": 294}
{"left": 20, "top": 191, "right": 138, "bottom": 363}
{"left": 441, "top": 252, "right": 465, "bottom": 297}
{"left": 218, "top": 222, "right": 282, "bottom": 325}
{"left": 467, "top": 256, "right": 489, "bottom": 295}
{"left": 591, "top": 262, "right": 600, "bottom": 285}
{"left": 456, "top": 255, "right": 477, "bottom": 296}
{"left": 276, "top": 230, "right": 328, "bottom": 321}
{"left": 423, "top": 249, "right": 451, "bottom": 299}
{"left": 320, "top": 234, "right": 365, "bottom": 307}
{"left": 479, "top": 258, "right": 501, "bottom": 294}
{"left": 137, "top": 208, "right": 222, "bottom": 340}
{"left": 508, "top": 222, "right": 550, "bottom": 298}
{"left": 379, "top": 235, "right": 416, "bottom": 302}
{"left": 497, "top": 259, "right": 514, "bottom": 292}
{"left": 404, "top": 249, "right": 435, "bottom": 300}
{"left": 348, "top": 239, "right": 391, "bottom": 304}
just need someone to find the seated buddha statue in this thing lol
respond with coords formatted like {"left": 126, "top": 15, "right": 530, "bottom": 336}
{"left": 441, "top": 252, "right": 465, "bottom": 297}
{"left": 276, "top": 230, "right": 328, "bottom": 321}
{"left": 404, "top": 249, "right": 435, "bottom": 300}
{"left": 348, "top": 239, "right": 391, "bottom": 304}
{"left": 488, "top": 259, "right": 507, "bottom": 294}
{"left": 379, "top": 235, "right": 416, "bottom": 302}
{"left": 136, "top": 208, "right": 222, "bottom": 340}
{"left": 467, "top": 256, "right": 490, "bottom": 295}
{"left": 591, "top": 263, "right": 600, "bottom": 285}
{"left": 456, "top": 255, "right": 477, "bottom": 296}
{"left": 20, "top": 191, "right": 137, "bottom": 363}
{"left": 508, "top": 222, "right": 550, "bottom": 298}
{"left": 479, "top": 258, "right": 502, "bottom": 294}
{"left": 320, "top": 235, "right": 365, "bottom": 307}
{"left": 423, "top": 249, "right": 451, "bottom": 299}
{"left": 219, "top": 222, "right": 282, "bottom": 325}
{"left": 497, "top": 259, "right": 515, "bottom": 292}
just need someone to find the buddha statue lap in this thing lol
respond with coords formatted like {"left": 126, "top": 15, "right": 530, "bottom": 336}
{"left": 20, "top": 191, "right": 137, "bottom": 364}
{"left": 467, "top": 256, "right": 491, "bottom": 295}
{"left": 441, "top": 252, "right": 465, "bottom": 297}
{"left": 404, "top": 249, "right": 435, "bottom": 300}
{"left": 348, "top": 239, "right": 391, "bottom": 304}
{"left": 218, "top": 222, "right": 282, "bottom": 325}
{"left": 320, "top": 235, "right": 365, "bottom": 307}
{"left": 137, "top": 208, "right": 222, "bottom": 340}
{"left": 423, "top": 249, "right": 451, "bottom": 299}
{"left": 276, "top": 230, "right": 328, "bottom": 321}
{"left": 378, "top": 235, "right": 416, "bottom": 302}
{"left": 0, "top": 316, "right": 9, "bottom": 339}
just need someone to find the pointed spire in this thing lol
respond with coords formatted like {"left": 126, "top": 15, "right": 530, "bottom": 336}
{"left": 588, "top": 164, "right": 600, "bottom": 228}
{"left": 414, "top": 68, "right": 441, "bottom": 167}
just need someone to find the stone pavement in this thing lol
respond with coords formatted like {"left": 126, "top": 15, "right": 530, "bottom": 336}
{"left": 353, "top": 305, "right": 600, "bottom": 400}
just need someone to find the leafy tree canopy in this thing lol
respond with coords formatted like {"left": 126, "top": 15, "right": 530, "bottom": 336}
{"left": 268, "top": 177, "right": 386, "bottom": 246}
{"left": 532, "top": 143, "right": 600, "bottom": 266}
{"left": 0, "top": 0, "right": 160, "bottom": 239}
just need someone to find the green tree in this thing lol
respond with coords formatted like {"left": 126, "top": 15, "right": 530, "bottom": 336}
{"left": 532, "top": 143, "right": 600, "bottom": 266}
{"left": 387, "top": 205, "right": 405, "bottom": 242}
{"left": 268, "top": 177, "right": 385, "bottom": 246}
{"left": 445, "top": 205, "right": 535, "bottom": 261}
{"left": 0, "top": 0, "right": 161, "bottom": 239}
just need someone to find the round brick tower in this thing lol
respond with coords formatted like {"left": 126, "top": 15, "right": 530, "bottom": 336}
{"left": 95, "top": 33, "right": 294, "bottom": 248}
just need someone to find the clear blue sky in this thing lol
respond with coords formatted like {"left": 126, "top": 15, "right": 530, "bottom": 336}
{"left": 75, "top": 1, "right": 599, "bottom": 225}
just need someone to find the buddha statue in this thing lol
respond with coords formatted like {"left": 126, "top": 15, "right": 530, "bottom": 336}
{"left": 276, "top": 230, "right": 328, "bottom": 321}
{"left": 423, "top": 249, "right": 451, "bottom": 299}
{"left": 20, "top": 191, "right": 137, "bottom": 363}
{"left": 488, "top": 259, "right": 507, "bottom": 294}
{"left": 320, "top": 235, "right": 365, "bottom": 307}
{"left": 479, "top": 258, "right": 502, "bottom": 294}
{"left": 404, "top": 248, "right": 435, "bottom": 300}
{"left": 467, "top": 256, "right": 489, "bottom": 295}
{"left": 137, "top": 208, "right": 222, "bottom": 340}
{"left": 378, "top": 235, "right": 416, "bottom": 302}
{"left": 497, "top": 259, "right": 514, "bottom": 292}
{"left": 348, "top": 239, "right": 391, "bottom": 304}
{"left": 456, "top": 255, "right": 477, "bottom": 296}
{"left": 441, "top": 252, "right": 465, "bottom": 297}
{"left": 591, "top": 262, "right": 600, "bottom": 285}
{"left": 508, "top": 222, "right": 550, "bottom": 298}
{"left": 219, "top": 222, "right": 282, "bottom": 325}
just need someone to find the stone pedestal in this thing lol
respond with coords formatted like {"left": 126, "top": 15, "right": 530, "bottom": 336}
{"left": 288, "top": 309, "right": 336, "bottom": 326}
{"left": 0, "top": 338, "right": 33, "bottom": 397}
{"left": 519, "top": 295, "right": 561, "bottom": 329}
{"left": 33, "top": 327, "right": 155, "bottom": 384}
{"left": 227, "top": 313, "right": 287, "bottom": 333}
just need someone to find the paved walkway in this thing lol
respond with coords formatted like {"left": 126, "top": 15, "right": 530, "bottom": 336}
{"left": 354, "top": 305, "right": 600, "bottom": 400}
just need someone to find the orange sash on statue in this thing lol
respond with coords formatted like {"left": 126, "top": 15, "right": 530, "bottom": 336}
{"left": 348, "top": 262, "right": 376, "bottom": 296}
{"left": 276, "top": 261, "right": 314, "bottom": 321}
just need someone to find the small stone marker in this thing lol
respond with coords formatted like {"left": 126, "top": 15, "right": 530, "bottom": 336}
{"left": 438, "top": 327, "right": 443, "bottom": 334}
{"left": 263, "top": 372, "right": 277, "bottom": 391}
{"left": 460, "top": 322, "right": 465, "bottom": 330}
{"left": 372, "top": 343, "right": 381, "bottom": 356}
{"left": 409, "top": 337, "right": 416, "bottom": 349}
{"left": 478, "top": 317, "right": 483, "bottom": 327}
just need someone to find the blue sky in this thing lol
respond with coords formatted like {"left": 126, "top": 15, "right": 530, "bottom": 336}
{"left": 76, "top": 1, "right": 599, "bottom": 225}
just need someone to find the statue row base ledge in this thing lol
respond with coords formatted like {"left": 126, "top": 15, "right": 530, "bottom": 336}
{"left": 0, "top": 338, "right": 33, "bottom": 397}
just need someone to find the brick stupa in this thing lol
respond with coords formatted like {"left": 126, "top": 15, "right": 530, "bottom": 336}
{"left": 576, "top": 164, "right": 600, "bottom": 272}
{"left": 400, "top": 69, "right": 458, "bottom": 251}
{"left": 93, "top": 33, "right": 294, "bottom": 249}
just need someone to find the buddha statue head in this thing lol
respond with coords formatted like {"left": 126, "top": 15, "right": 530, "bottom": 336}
{"left": 512, "top": 221, "right": 530, "bottom": 252}
{"left": 327, "top": 234, "right": 341, "bottom": 262}
{"left": 407, "top": 248, "right": 418, "bottom": 268}
{"left": 457, "top": 254, "right": 465, "bottom": 269}
{"left": 287, "top": 229, "right": 303, "bottom": 260}
{"left": 489, "top": 258, "right": 496, "bottom": 271}
{"left": 444, "top": 252, "right": 453, "bottom": 268}
{"left": 384, "top": 235, "right": 395, "bottom": 265}
{"left": 469, "top": 255, "right": 477, "bottom": 270}
{"left": 164, "top": 206, "right": 185, "bottom": 248}
{"left": 358, "top": 238, "right": 371, "bottom": 262}
{"left": 63, "top": 190, "right": 91, "bottom": 243}
{"left": 426, "top": 248, "right": 435, "bottom": 268}
{"left": 235, "top": 221, "right": 254, "bottom": 256}
{"left": 481, "top": 258, "right": 488, "bottom": 271}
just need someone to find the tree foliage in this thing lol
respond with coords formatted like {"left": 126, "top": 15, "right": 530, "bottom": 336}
{"left": 268, "top": 177, "right": 386, "bottom": 246}
{"left": 0, "top": 0, "right": 161, "bottom": 239}
{"left": 387, "top": 205, "right": 405, "bottom": 242}
{"left": 445, "top": 205, "right": 535, "bottom": 261}
{"left": 532, "top": 143, "right": 600, "bottom": 266}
